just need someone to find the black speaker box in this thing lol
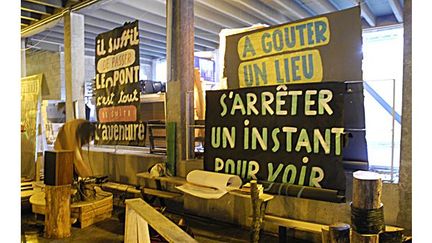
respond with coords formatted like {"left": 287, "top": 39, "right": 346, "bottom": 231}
{"left": 44, "top": 150, "right": 74, "bottom": 186}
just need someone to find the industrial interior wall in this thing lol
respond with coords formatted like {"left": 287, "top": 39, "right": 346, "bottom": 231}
{"left": 183, "top": 169, "right": 402, "bottom": 242}
{"left": 25, "top": 49, "right": 61, "bottom": 100}
{"left": 82, "top": 149, "right": 166, "bottom": 185}
{"left": 80, "top": 150, "right": 404, "bottom": 242}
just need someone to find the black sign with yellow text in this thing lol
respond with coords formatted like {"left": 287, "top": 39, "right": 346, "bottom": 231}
{"left": 204, "top": 82, "right": 346, "bottom": 192}
{"left": 224, "top": 7, "right": 362, "bottom": 88}
{"left": 94, "top": 20, "right": 146, "bottom": 146}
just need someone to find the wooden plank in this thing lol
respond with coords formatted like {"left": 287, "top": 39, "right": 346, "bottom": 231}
{"left": 71, "top": 195, "right": 113, "bottom": 211}
{"left": 21, "top": 186, "right": 34, "bottom": 191}
{"left": 142, "top": 188, "right": 182, "bottom": 199}
{"left": 136, "top": 172, "right": 187, "bottom": 185}
{"left": 136, "top": 213, "right": 151, "bottom": 243}
{"left": 70, "top": 195, "right": 113, "bottom": 228}
{"left": 80, "top": 211, "right": 112, "bottom": 229}
{"left": 125, "top": 208, "right": 137, "bottom": 243}
{"left": 125, "top": 198, "right": 197, "bottom": 243}
{"left": 263, "top": 215, "right": 329, "bottom": 234}
{"left": 101, "top": 182, "right": 141, "bottom": 194}
{"left": 152, "top": 136, "right": 166, "bottom": 140}
{"left": 229, "top": 190, "right": 274, "bottom": 202}
{"left": 80, "top": 204, "right": 113, "bottom": 221}
{"left": 21, "top": 181, "right": 34, "bottom": 187}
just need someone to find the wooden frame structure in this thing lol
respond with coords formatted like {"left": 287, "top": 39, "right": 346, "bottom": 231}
{"left": 124, "top": 198, "right": 197, "bottom": 243}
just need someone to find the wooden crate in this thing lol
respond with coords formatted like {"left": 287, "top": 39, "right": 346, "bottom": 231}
{"left": 71, "top": 195, "right": 113, "bottom": 228}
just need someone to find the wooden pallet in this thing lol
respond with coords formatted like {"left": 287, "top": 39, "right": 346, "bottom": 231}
{"left": 71, "top": 194, "right": 113, "bottom": 228}
{"left": 29, "top": 188, "right": 113, "bottom": 228}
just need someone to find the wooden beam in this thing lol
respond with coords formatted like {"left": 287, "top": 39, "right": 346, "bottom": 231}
{"left": 262, "top": 214, "right": 329, "bottom": 234}
{"left": 125, "top": 198, "right": 197, "bottom": 242}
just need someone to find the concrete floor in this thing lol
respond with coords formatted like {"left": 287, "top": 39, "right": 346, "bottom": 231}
{"left": 21, "top": 203, "right": 310, "bottom": 243}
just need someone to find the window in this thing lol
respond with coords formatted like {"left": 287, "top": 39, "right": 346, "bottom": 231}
{"left": 362, "top": 26, "right": 404, "bottom": 181}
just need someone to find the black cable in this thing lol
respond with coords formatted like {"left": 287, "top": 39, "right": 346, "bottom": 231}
{"left": 351, "top": 203, "right": 385, "bottom": 234}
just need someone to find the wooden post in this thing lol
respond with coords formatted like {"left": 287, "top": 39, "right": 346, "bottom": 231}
{"left": 352, "top": 171, "right": 382, "bottom": 209}
{"left": 379, "top": 226, "right": 404, "bottom": 243}
{"left": 44, "top": 185, "right": 71, "bottom": 238}
{"left": 250, "top": 180, "right": 264, "bottom": 243}
{"left": 352, "top": 231, "right": 378, "bottom": 243}
{"left": 329, "top": 223, "right": 351, "bottom": 243}
{"left": 351, "top": 171, "right": 383, "bottom": 243}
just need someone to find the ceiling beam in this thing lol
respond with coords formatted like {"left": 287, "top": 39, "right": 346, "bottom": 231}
{"left": 84, "top": 13, "right": 166, "bottom": 37}
{"left": 50, "top": 21, "right": 211, "bottom": 52}
{"left": 343, "top": 0, "right": 376, "bottom": 27}
{"left": 122, "top": 0, "right": 242, "bottom": 29}
{"left": 21, "top": 1, "right": 54, "bottom": 15}
{"left": 228, "top": 0, "right": 288, "bottom": 25}
{"left": 194, "top": 4, "right": 241, "bottom": 29}
{"left": 85, "top": 12, "right": 219, "bottom": 44}
{"left": 99, "top": 4, "right": 166, "bottom": 28}
{"left": 21, "top": 0, "right": 107, "bottom": 38}
{"left": 84, "top": 14, "right": 218, "bottom": 49}
{"left": 21, "top": 19, "right": 32, "bottom": 25}
{"left": 104, "top": 2, "right": 222, "bottom": 37}
{"left": 116, "top": 0, "right": 165, "bottom": 17}
{"left": 315, "top": 0, "right": 338, "bottom": 14}
{"left": 76, "top": 30, "right": 168, "bottom": 54}
{"left": 31, "top": 34, "right": 160, "bottom": 61}
{"left": 24, "top": 0, "right": 64, "bottom": 9}
{"left": 265, "top": 0, "right": 312, "bottom": 20}
{"left": 41, "top": 28, "right": 167, "bottom": 57}
{"left": 26, "top": 38, "right": 61, "bottom": 52}
{"left": 388, "top": 0, "right": 403, "bottom": 22}
{"left": 360, "top": 2, "right": 376, "bottom": 27}
{"left": 196, "top": 0, "right": 262, "bottom": 26}
{"left": 301, "top": 0, "right": 337, "bottom": 13}
{"left": 21, "top": 11, "right": 42, "bottom": 22}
